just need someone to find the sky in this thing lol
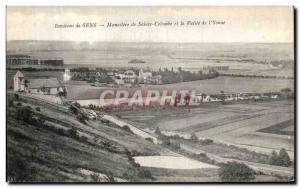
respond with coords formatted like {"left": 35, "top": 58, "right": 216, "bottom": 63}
{"left": 6, "top": 6, "right": 294, "bottom": 43}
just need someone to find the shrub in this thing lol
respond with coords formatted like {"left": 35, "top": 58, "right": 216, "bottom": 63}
{"left": 104, "top": 171, "right": 115, "bottom": 182}
{"left": 35, "top": 107, "right": 40, "bottom": 112}
{"left": 80, "top": 136, "right": 88, "bottom": 142}
{"left": 69, "top": 105, "right": 78, "bottom": 115}
{"left": 138, "top": 168, "right": 154, "bottom": 180}
{"left": 7, "top": 157, "right": 37, "bottom": 182}
{"left": 145, "top": 137, "right": 154, "bottom": 143}
{"left": 269, "top": 148, "right": 292, "bottom": 167}
{"left": 17, "top": 102, "right": 22, "bottom": 106}
{"left": 90, "top": 173, "right": 101, "bottom": 182}
{"left": 219, "top": 161, "right": 255, "bottom": 182}
{"left": 190, "top": 133, "right": 198, "bottom": 141}
{"left": 8, "top": 99, "right": 14, "bottom": 107}
{"left": 14, "top": 93, "right": 19, "bottom": 100}
{"left": 16, "top": 107, "right": 32, "bottom": 122}
{"left": 122, "top": 125, "right": 133, "bottom": 134}
{"left": 77, "top": 113, "right": 88, "bottom": 124}
{"left": 154, "top": 127, "right": 161, "bottom": 135}
{"left": 67, "top": 127, "right": 79, "bottom": 139}
{"left": 200, "top": 138, "right": 213, "bottom": 145}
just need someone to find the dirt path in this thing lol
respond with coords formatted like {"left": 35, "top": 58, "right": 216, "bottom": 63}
{"left": 102, "top": 114, "right": 159, "bottom": 144}
{"left": 180, "top": 144, "right": 294, "bottom": 177}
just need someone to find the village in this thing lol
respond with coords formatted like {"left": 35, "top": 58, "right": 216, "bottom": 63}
{"left": 11, "top": 64, "right": 289, "bottom": 112}
{"left": 6, "top": 51, "right": 295, "bottom": 183}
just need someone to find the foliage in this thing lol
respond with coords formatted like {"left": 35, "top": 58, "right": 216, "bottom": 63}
{"left": 69, "top": 105, "right": 79, "bottom": 115}
{"left": 14, "top": 93, "right": 19, "bottom": 100}
{"left": 77, "top": 113, "right": 88, "bottom": 124}
{"left": 145, "top": 137, "right": 154, "bottom": 143}
{"left": 7, "top": 156, "right": 37, "bottom": 182}
{"left": 219, "top": 161, "right": 255, "bottom": 182}
{"left": 35, "top": 107, "right": 41, "bottom": 112}
{"left": 122, "top": 125, "right": 134, "bottom": 134}
{"left": 90, "top": 173, "right": 102, "bottom": 182}
{"left": 67, "top": 127, "right": 79, "bottom": 139}
{"left": 269, "top": 148, "right": 292, "bottom": 167}
{"left": 199, "top": 138, "right": 214, "bottom": 145}
{"left": 16, "top": 106, "right": 33, "bottom": 122}
{"left": 154, "top": 127, "right": 161, "bottom": 135}
{"left": 103, "top": 171, "right": 115, "bottom": 182}
{"left": 153, "top": 68, "right": 219, "bottom": 84}
{"left": 190, "top": 133, "right": 198, "bottom": 141}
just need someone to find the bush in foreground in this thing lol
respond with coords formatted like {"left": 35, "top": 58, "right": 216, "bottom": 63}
{"left": 219, "top": 161, "right": 255, "bottom": 182}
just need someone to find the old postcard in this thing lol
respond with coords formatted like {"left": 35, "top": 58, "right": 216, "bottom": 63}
{"left": 6, "top": 6, "right": 295, "bottom": 183}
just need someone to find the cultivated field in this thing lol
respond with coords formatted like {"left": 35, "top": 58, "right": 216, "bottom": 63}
{"left": 116, "top": 100, "right": 295, "bottom": 158}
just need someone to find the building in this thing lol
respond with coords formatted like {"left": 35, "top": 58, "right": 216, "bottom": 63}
{"left": 7, "top": 54, "right": 63, "bottom": 66}
{"left": 123, "top": 70, "right": 137, "bottom": 83}
{"left": 14, "top": 71, "right": 25, "bottom": 91}
{"left": 13, "top": 71, "right": 65, "bottom": 95}
{"left": 7, "top": 54, "right": 38, "bottom": 65}
{"left": 138, "top": 68, "right": 152, "bottom": 83}
{"left": 63, "top": 69, "right": 71, "bottom": 82}
{"left": 25, "top": 78, "right": 64, "bottom": 95}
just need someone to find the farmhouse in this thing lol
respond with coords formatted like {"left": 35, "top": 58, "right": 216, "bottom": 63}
{"left": 13, "top": 71, "right": 65, "bottom": 95}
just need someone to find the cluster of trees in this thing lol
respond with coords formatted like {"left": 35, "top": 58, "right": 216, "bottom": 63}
{"left": 153, "top": 67, "right": 219, "bottom": 84}
{"left": 221, "top": 73, "right": 293, "bottom": 80}
{"left": 269, "top": 149, "right": 292, "bottom": 167}
{"left": 124, "top": 149, "right": 155, "bottom": 181}
{"left": 219, "top": 161, "right": 256, "bottom": 182}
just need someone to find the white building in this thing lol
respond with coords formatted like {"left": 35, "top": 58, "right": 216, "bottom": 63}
{"left": 13, "top": 71, "right": 64, "bottom": 95}
{"left": 138, "top": 68, "right": 152, "bottom": 83}
{"left": 63, "top": 69, "right": 71, "bottom": 82}
{"left": 13, "top": 71, "right": 25, "bottom": 91}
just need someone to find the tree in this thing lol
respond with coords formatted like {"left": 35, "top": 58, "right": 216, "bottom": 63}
{"left": 190, "top": 133, "right": 198, "bottom": 141}
{"left": 16, "top": 107, "right": 33, "bottom": 122}
{"left": 219, "top": 162, "right": 255, "bottom": 182}
{"left": 14, "top": 93, "right": 19, "bottom": 100}
{"left": 269, "top": 149, "right": 291, "bottom": 167}
{"left": 278, "top": 148, "right": 291, "bottom": 166}
{"left": 69, "top": 105, "right": 78, "bottom": 115}
{"left": 178, "top": 67, "right": 182, "bottom": 72}
{"left": 154, "top": 127, "right": 161, "bottom": 135}
{"left": 269, "top": 150, "right": 278, "bottom": 165}
{"left": 67, "top": 127, "right": 79, "bottom": 139}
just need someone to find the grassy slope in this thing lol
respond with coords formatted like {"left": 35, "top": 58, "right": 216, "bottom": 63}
{"left": 6, "top": 93, "right": 174, "bottom": 182}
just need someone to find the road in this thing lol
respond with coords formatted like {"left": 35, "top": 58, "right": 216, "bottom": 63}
{"left": 102, "top": 114, "right": 159, "bottom": 144}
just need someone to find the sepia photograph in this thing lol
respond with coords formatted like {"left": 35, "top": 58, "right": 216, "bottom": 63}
{"left": 6, "top": 6, "right": 295, "bottom": 183}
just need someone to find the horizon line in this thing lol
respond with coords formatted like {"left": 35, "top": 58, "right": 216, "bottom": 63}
{"left": 6, "top": 40, "right": 293, "bottom": 44}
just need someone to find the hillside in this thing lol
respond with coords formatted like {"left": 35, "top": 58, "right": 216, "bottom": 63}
{"left": 6, "top": 93, "right": 175, "bottom": 182}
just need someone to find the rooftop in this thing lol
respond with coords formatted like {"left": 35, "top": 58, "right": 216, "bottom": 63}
{"left": 27, "top": 78, "right": 62, "bottom": 89}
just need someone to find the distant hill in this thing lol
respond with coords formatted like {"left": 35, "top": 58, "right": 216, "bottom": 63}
{"left": 128, "top": 59, "right": 146, "bottom": 64}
